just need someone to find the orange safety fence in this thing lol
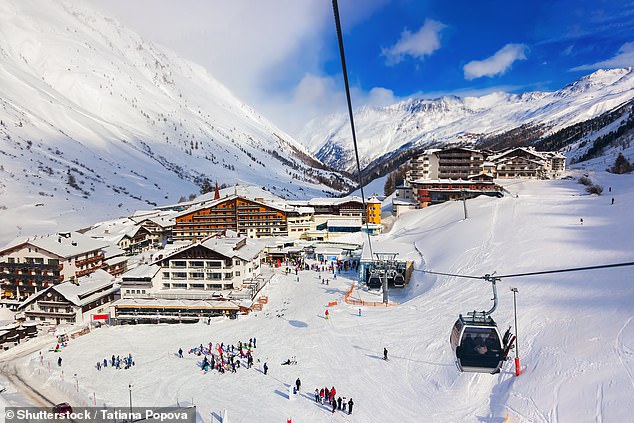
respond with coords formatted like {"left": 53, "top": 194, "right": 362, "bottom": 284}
{"left": 344, "top": 282, "right": 398, "bottom": 307}
{"left": 326, "top": 301, "right": 338, "bottom": 307}
{"left": 258, "top": 296, "right": 269, "bottom": 304}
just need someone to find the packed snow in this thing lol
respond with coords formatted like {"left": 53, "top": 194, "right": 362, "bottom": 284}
{"left": 2, "top": 170, "right": 633, "bottom": 422}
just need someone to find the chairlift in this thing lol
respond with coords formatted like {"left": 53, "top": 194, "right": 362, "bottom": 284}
{"left": 367, "top": 270, "right": 382, "bottom": 289}
{"left": 449, "top": 276, "right": 513, "bottom": 374}
{"left": 393, "top": 272, "right": 405, "bottom": 288}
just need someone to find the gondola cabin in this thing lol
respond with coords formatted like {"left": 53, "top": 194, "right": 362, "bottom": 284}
{"left": 450, "top": 313, "right": 504, "bottom": 374}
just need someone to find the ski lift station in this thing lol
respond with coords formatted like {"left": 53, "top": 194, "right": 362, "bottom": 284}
{"left": 359, "top": 240, "right": 413, "bottom": 288}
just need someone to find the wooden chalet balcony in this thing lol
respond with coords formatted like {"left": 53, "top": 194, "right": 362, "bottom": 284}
{"left": 75, "top": 253, "right": 105, "bottom": 267}
{"left": 0, "top": 273, "right": 63, "bottom": 283}
{"left": 25, "top": 310, "right": 75, "bottom": 318}
{"left": 75, "top": 266, "right": 101, "bottom": 278}
{"left": 1, "top": 262, "right": 63, "bottom": 272}
{"left": 37, "top": 300, "right": 71, "bottom": 306}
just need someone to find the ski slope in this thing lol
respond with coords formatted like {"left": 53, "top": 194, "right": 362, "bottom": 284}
{"left": 5, "top": 170, "right": 634, "bottom": 422}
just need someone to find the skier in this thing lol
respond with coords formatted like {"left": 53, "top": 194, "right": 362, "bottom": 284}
{"left": 580, "top": 218, "right": 584, "bottom": 225}
{"left": 612, "top": 197, "right": 615, "bottom": 205}
{"left": 358, "top": 308, "right": 362, "bottom": 316}
{"left": 337, "top": 396, "right": 342, "bottom": 410}
{"left": 253, "top": 337, "right": 257, "bottom": 348}
{"left": 325, "top": 310, "right": 329, "bottom": 320}
{"left": 263, "top": 362, "right": 268, "bottom": 375}
{"left": 348, "top": 398, "right": 354, "bottom": 414}
{"left": 178, "top": 348, "right": 183, "bottom": 358}
{"left": 295, "top": 378, "right": 301, "bottom": 393}
{"left": 314, "top": 388, "right": 320, "bottom": 403}
{"left": 384, "top": 347, "right": 388, "bottom": 360}
{"left": 57, "top": 356, "right": 62, "bottom": 367}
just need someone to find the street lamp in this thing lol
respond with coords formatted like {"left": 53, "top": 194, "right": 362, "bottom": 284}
{"left": 510, "top": 287, "right": 520, "bottom": 376}
{"left": 128, "top": 383, "right": 133, "bottom": 415}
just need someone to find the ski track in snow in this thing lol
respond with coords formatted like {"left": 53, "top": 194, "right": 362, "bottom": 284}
{"left": 596, "top": 383, "right": 604, "bottom": 423}
{"left": 615, "top": 316, "right": 634, "bottom": 390}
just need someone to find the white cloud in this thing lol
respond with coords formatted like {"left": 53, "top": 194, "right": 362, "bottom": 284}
{"left": 382, "top": 19, "right": 446, "bottom": 65}
{"left": 463, "top": 43, "right": 528, "bottom": 80}
{"left": 263, "top": 74, "right": 398, "bottom": 137}
{"left": 571, "top": 42, "right": 634, "bottom": 71}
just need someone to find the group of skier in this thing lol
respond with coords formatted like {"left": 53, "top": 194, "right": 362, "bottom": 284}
{"left": 177, "top": 338, "right": 258, "bottom": 374}
{"left": 313, "top": 385, "right": 354, "bottom": 415}
{"left": 95, "top": 353, "right": 135, "bottom": 371}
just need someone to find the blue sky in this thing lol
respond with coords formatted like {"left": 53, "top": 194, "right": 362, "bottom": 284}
{"left": 89, "top": 0, "right": 634, "bottom": 138}
{"left": 331, "top": 0, "right": 634, "bottom": 97}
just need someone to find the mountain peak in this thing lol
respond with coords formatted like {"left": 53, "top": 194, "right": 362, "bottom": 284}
{"left": 304, "top": 69, "right": 634, "bottom": 173}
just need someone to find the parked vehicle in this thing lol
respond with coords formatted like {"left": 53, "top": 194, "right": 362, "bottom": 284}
{"left": 52, "top": 403, "right": 72, "bottom": 414}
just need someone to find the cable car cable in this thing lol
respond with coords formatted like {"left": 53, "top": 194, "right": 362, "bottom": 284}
{"left": 413, "top": 260, "right": 634, "bottom": 281}
{"left": 413, "top": 268, "right": 485, "bottom": 280}
{"left": 494, "top": 261, "right": 634, "bottom": 279}
{"left": 331, "top": 0, "right": 375, "bottom": 261}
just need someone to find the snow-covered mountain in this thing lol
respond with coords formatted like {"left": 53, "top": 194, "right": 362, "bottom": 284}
{"left": 302, "top": 68, "right": 634, "bottom": 173}
{"left": 0, "top": 0, "right": 351, "bottom": 244}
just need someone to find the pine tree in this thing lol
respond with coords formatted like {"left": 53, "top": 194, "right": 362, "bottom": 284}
{"left": 199, "top": 178, "right": 214, "bottom": 194}
{"left": 609, "top": 153, "right": 633, "bottom": 174}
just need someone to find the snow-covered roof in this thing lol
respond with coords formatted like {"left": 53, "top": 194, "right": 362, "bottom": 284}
{"left": 302, "top": 195, "right": 364, "bottom": 206}
{"left": 392, "top": 199, "right": 418, "bottom": 206}
{"left": 104, "top": 255, "right": 128, "bottom": 266}
{"left": 53, "top": 269, "right": 117, "bottom": 306}
{"left": 121, "top": 264, "right": 161, "bottom": 280}
{"left": 103, "top": 245, "right": 126, "bottom": 259}
{"left": 175, "top": 194, "right": 290, "bottom": 219}
{"left": 152, "top": 235, "right": 263, "bottom": 264}
{"left": 326, "top": 219, "right": 362, "bottom": 228}
{"left": 488, "top": 147, "right": 547, "bottom": 162}
{"left": 1, "top": 231, "right": 109, "bottom": 258}
{"left": 19, "top": 269, "right": 117, "bottom": 309}
{"left": 112, "top": 298, "right": 244, "bottom": 310}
